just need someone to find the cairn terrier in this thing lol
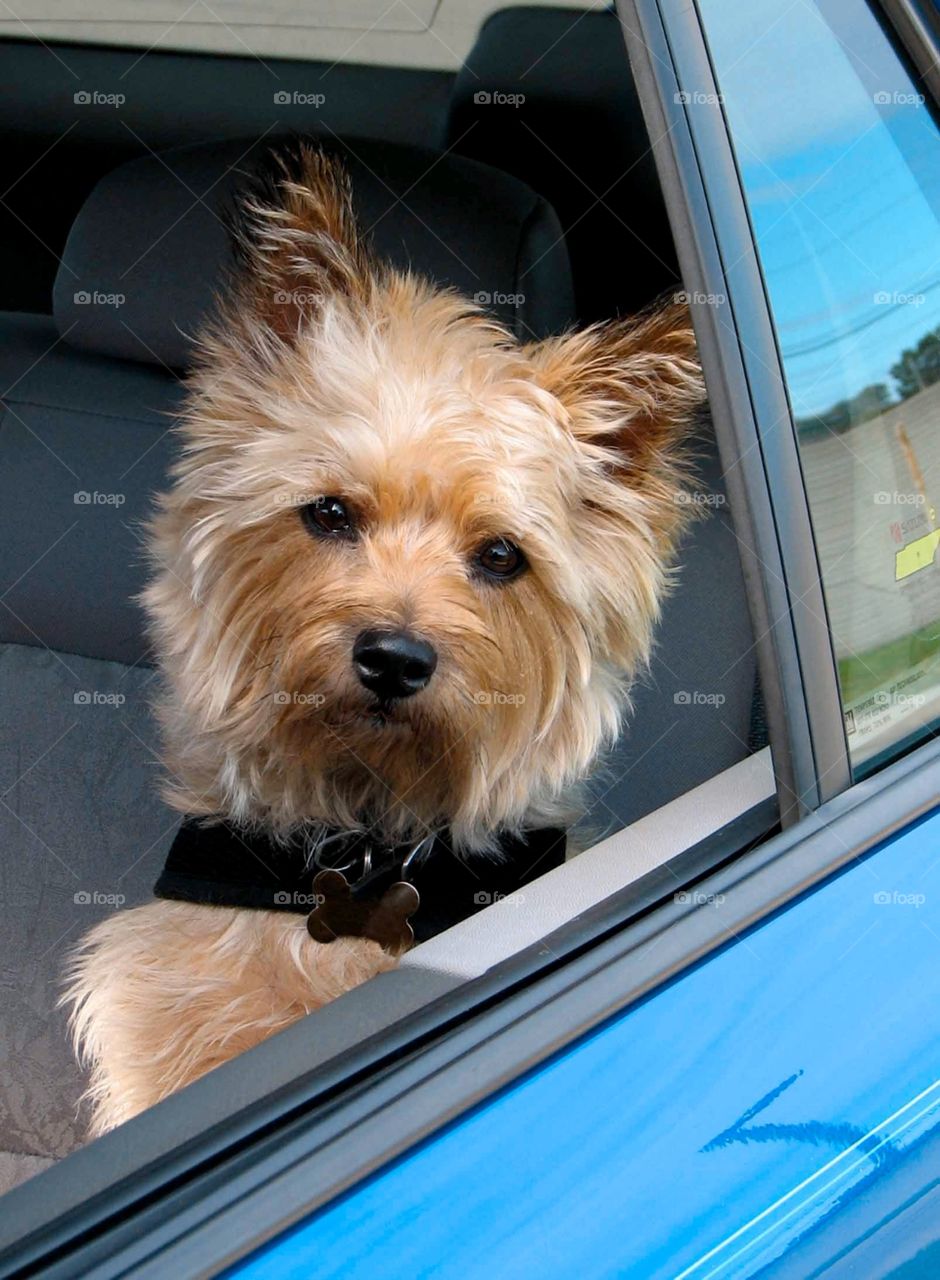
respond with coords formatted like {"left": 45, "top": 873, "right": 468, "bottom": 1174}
{"left": 65, "top": 143, "right": 704, "bottom": 1134}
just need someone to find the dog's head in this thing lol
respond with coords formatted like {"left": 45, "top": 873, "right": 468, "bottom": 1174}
{"left": 144, "top": 144, "right": 705, "bottom": 849}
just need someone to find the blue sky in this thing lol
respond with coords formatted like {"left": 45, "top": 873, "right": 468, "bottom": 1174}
{"left": 701, "top": 0, "right": 940, "bottom": 416}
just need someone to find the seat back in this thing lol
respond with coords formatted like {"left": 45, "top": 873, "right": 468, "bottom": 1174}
{"left": 447, "top": 6, "right": 681, "bottom": 326}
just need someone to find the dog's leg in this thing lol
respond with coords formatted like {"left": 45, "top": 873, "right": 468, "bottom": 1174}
{"left": 63, "top": 901, "right": 398, "bottom": 1136}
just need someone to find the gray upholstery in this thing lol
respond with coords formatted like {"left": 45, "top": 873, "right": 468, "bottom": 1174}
{"left": 0, "top": 313, "right": 181, "bottom": 667}
{"left": 578, "top": 427, "right": 757, "bottom": 839}
{"left": 0, "top": 40, "right": 455, "bottom": 314}
{"left": 0, "top": 140, "right": 576, "bottom": 1169}
{"left": 0, "top": 643, "right": 177, "bottom": 1160}
{"left": 0, "top": 1152, "right": 54, "bottom": 1196}
{"left": 447, "top": 7, "right": 679, "bottom": 325}
{"left": 55, "top": 137, "right": 573, "bottom": 368}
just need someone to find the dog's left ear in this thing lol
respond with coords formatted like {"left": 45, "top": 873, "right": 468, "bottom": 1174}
{"left": 223, "top": 142, "right": 372, "bottom": 348}
{"left": 527, "top": 300, "right": 706, "bottom": 481}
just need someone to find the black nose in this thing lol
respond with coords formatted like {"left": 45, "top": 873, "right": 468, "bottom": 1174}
{"left": 352, "top": 629, "right": 437, "bottom": 701}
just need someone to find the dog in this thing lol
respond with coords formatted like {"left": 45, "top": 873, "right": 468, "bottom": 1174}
{"left": 63, "top": 143, "right": 704, "bottom": 1136}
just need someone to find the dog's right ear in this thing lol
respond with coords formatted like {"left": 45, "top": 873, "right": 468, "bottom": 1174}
{"left": 222, "top": 142, "right": 372, "bottom": 348}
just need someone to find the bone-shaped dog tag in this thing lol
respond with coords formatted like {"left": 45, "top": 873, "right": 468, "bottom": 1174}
{"left": 306, "top": 869, "right": 419, "bottom": 952}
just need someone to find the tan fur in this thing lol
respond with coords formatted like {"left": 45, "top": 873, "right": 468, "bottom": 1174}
{"left": 66, "top": 902, "right": 396, "bottom": 1136}
{"left": 64, "top": 144, "right": 705, "bottom": 1134}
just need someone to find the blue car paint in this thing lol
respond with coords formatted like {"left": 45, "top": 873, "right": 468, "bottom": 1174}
{"left": 228, "top": 809, "right": 940, "bottom": 1278}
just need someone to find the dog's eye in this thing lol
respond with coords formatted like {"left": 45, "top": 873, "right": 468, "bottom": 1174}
{"left": 474, "top": 537, "right": 527, "bottom": 582}
{"left": 300, "top": 496, "right": 356, "bottom": 540}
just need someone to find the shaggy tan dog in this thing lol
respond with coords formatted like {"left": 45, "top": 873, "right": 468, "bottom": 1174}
{"left": 64, "top": 144, "right": 704, "bottom": 1135}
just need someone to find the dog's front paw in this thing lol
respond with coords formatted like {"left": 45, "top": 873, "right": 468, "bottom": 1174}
{"left": 63, "top": 900, "right": 401, "bottom": 1136}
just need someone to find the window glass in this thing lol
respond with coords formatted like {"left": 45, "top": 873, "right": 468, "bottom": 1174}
{"left": 700, "top": 0, "right": 940, "bottom": 770}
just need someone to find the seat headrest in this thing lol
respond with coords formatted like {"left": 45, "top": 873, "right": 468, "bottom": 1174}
{"left": 446, "top": 8, "right": 678, "bottom": 323}
{"left": 53, "top": 137, "right": 574, "bottom": 369}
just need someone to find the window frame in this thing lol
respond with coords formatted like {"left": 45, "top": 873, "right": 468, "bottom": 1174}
{"left": 631, "top": 0, "right": 940, "bottom": 809}
{"left": 622, "top": 0, "right": 862, "bottom": 820}
{"left": 705, "top": 0, "right": 940, "bottom": 784}
{"left": 879, "top": 0, "right": 940, "bottom": 106}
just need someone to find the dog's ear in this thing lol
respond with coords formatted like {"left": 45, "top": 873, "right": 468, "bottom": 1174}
{"left": 528, "top": 300, "right": 705, "bottom": 480}
{"left": 224, "top": 142, "right": 372, "bottom": 347}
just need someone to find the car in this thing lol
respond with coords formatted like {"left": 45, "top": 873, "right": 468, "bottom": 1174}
{"left": 0, "top": 0, "right": 939, "bottom": 1275}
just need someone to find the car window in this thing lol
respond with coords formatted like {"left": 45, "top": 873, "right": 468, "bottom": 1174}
{"left": 699, "top": 0, "right": 940, "bottom": 773}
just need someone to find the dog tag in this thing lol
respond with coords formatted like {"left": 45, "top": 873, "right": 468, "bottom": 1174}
{"left": 306, "top": 869, "right": 419, "bottom": 952}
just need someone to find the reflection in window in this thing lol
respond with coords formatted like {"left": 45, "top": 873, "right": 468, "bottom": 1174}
{"left": 701, "top": 0, "right": 940, "bottom": 769}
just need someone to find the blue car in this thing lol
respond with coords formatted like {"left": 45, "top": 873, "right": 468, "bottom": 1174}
{"left": 1, "top": 0, "right": 939, "bottom": 1276}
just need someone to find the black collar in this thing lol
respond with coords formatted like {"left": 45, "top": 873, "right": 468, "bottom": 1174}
{"left": 155, "top": 818, "right": 566, "bottom": 945}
